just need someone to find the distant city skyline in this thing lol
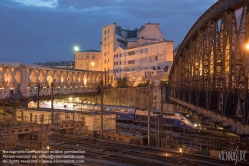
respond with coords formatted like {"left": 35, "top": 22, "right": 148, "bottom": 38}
{"left": 0, "top": 0, "right": 217, "bottom": 64}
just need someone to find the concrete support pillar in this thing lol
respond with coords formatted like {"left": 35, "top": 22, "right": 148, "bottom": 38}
{"left": 20, "top": 64, "right": 28, "bottom": 97}
{"left": 30, "top": 113, "right": 33, "bottom": 123}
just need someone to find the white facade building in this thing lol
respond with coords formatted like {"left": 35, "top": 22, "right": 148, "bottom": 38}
{"left": 101, "top": 23, "right": 173, "bottom": 85}
{"left": 113, "top": 41, "right": 173, "bottom": 85}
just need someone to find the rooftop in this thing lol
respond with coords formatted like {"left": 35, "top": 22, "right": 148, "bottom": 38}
{"left": 81, "top": 49, "right": 100, "bottom": 52}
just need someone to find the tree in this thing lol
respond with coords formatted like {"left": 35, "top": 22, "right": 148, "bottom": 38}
{"left": 116, "top": 77, "right": 129, "bottom": 88}
{"left": 136, "top": 80, "right": 150, "bottom": 87}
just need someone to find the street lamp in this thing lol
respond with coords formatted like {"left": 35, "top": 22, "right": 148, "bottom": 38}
{"left": 245, "top": 43, "right": 249, "bottom": 50}
{"left": 74, "top": 46, "right": 80, "bottom": 52}
{"left": 69, "top": 97, "right": 73, "bottom": 102}
{"left": 139, "top": 83, "right": 153, "bottom": 146}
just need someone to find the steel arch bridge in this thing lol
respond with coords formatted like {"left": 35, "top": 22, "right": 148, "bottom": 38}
{"left": 169, "top": 0, "right": 249, "bottom": 133}
{"left": 0, "top": 62, "right": 102, "bottom": 100}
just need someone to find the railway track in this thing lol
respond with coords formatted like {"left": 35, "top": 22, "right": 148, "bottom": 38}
{"left": 46, "top": 134, "right": 243, "bottom": 166}
{"left": 116, "top": 122, "right": 249, "bottom": 160}
{"left": 2, "top": 132, "right": 247, "bottom": 166}
{"left": 1, "top": 120, "right": 248, "bottom": 166}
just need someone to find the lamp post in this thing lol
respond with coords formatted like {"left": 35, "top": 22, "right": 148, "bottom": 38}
{"left": 74, "top": 46, "right": 80, "bottom": 52}
{"left": 100, "top": 72, "right": 104, "bottom": 140}
{"left": 139, "top": 82, "right": 153, "bottom": 146}
{"left": 148, "top": 84, "right": 153, "bottom": 146}
{"left": 37, "top": 83, "right": 40, "bottom": 108}
{"left": 160, "top": 82, "right": 164, "bottom": 115}
{"left": 51, "top": 82, "right": 54, "bottom": 124}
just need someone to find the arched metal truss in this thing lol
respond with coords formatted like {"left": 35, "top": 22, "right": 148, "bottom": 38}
{"left": 0, "top": 63, "right": 102, "bottom": 99}
{"left": 169, "top": 0, "right": 249, "bottom": 123}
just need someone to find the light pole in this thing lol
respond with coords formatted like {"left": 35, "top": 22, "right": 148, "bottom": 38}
{"left": 160, "top": 82, "right": 164, "bottom": 115}
{"left": 51, "top": 82, "right": 54, "bottom": 124}
{"left": 37, "top": 83, "right": 40, "bottom": 108}
{"left": 100, "top": 72, "right": 104, "bottom": 140}
{"left": 148, "top": 84, "right": 152, "bottom": 146}
{"left": 130, "top": 81, "right": 132, "bottom": 106}
{"left": 139, "top": 83, "right": 153, "bottom": 146}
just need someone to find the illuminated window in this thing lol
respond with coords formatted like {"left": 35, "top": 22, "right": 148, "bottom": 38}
{"left": 91, "top": 62, "right": 95, "bottom": 66}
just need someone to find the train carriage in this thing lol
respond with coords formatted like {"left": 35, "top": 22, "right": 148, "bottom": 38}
{"left": 93, "top": 104, "right": 135, "bottom": 121}
{"left": 37, "top": 101, "right": 200, "bottom": 129}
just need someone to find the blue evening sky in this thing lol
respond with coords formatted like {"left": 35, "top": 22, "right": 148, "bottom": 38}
{"left": 0, "top": 0, "right": 217, "bottom": 64}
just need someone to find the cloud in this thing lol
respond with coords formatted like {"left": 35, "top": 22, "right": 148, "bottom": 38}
{"left": 11, "top": 0, "right": 58, "bottom": 8}
{"left": 0, "top": 0, "right": 217, "bottom": 64}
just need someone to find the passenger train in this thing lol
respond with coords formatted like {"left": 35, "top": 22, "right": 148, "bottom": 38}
{"left": 37, "top": 102, "right": 201, "bottom": 129}
{"left": 80, "top": 104, "right": 201, "bottom": 129}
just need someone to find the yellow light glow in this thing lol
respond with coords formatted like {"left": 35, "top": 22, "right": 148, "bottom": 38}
{"left": 69, "top": 97, "right": 73, "bottom": 101}
{"left": 246, "top": 43, "right": 249, "bottom": 50}
{"left": 91, "top": 62, "right": 95, "bottom": 66}
{"left": 74, "top": 46, "right": 80, "bottom": 52}
{"left": 83, "top": 78, "right": 87, "bottom": 87}
{"left": 47, "top": 146, "right": 50, "bottom": 150}
{"left": 179, "top": 148, "right": 182, "bottom": 152}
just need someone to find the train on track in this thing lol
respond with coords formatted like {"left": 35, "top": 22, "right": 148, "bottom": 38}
{"left": 38, "top": 102, "right": 201, "bottom": 129}
{"left": 80, "top": 104, "right": 201, "bottom": 129}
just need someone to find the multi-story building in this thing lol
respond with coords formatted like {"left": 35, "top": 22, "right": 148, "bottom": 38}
{"left": 34, "top": 61, "right": 75, "bottom": 69}
{"left": 74, "top": 49, "right": 101, "bottom": 71}
{"left": 101, "top": 23, "right": 173, "bottom": 85}
{"left": 101, "top": 24, "right": 116, "bottom": 83}
{"left": 113, "top": 41, "right": 173, "bottom": 85}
